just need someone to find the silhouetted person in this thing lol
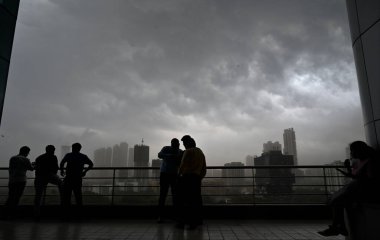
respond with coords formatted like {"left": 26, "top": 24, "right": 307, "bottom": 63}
{"left": 318, "top": 141, "right": 378, "bottom": 237}
{"left": 176, "top": 135, "right": 207, "bottom": 230}
{"left": 60, "top": 143, "right": 93, "bottom": 211}
{"left": 34, "top": 145, "right": 63, "bottom": 218}
{"left": 157, "top": 138, "right": 183, "bottom": 223}
{"left": 3, "top": 146, "right": 34, "bottom": 219}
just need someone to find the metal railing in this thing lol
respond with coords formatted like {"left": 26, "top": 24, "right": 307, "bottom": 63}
{"left": 0, "top": 165, "right": 348, "bottom": 206}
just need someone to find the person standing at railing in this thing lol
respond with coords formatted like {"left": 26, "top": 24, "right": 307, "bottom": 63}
{"left": 33, "top": 145, "right": 63, "bottom": 218}
{"left": 2, "top": 146, "right": 34, "bottom": 219}
{"left": 176, "top": 135, "right": 207, "bottom": 230}
{"left": 60, "top": 143, "right": 93, "bottom": 215}
{"left": 157, "top": 138, "right": 183, "bottom": 223}
{"left": 318, "top": 141, "right": 378, "bottom": 237}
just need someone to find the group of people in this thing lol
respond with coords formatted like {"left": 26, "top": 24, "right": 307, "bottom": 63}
{"left": 3, "top": 142, "right": 93, "bottom": 219}
{"left": 318, "top": 140, "right": 380, "bottom": 237}
{"left": 157, "top": 135, "right": 207, "bottom": 230}
{"left": 3, "top": 137, "right": 377, "bottom": 233}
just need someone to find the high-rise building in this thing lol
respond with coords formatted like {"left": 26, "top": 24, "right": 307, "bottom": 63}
{"left": 120, "top": 142, "right": 129, "bottom": 166}
{"left": 112, "top": 144, "right": 122, "bottom": 167}
{"left": 283, "top": 128, "right": 298, "bottom": 165}
{"left": 263, "top": 141, "right": 282, "bottom": 153}
{"left": 151, "top": 159, "right": 162, "bottom": 178}
{"left": 254, "top": 151, "right": 295, "bottom": 194}
{"left": 128, "top": 148, "right": 134, "bottom": 167}
{"left": 222, "top": 162, "right": 245, "bottom": 178}
{"left": 134, "top": 142, "right": 149, "bottom": 179}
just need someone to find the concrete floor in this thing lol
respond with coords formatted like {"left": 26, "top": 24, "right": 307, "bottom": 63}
{"left": 0, "top": 218, "right": 345, "bottom": 240}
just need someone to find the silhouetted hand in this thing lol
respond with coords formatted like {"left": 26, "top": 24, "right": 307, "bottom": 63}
{"left": 82, "top": 171, "right": 87, "bottom": 177}
{"left": 60, "top": 170, "right": 65, "bottom": 177}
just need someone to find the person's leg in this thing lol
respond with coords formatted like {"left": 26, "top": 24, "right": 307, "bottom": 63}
{"left": 5, "top": 182, "right": 26, "bottom": 218}
{"left": 72, "top": 179, "right": 83, "bottom": 207}
{"left": 48, "top": 174, "right": 64, "bottom": 206}
{"left": 175, "top": 176, "right": 186, "bottom": 227}
{"left": 62, "top": 178, "right": 73, "bottom": 207}
{"left": 169, "top": 174, "right": 178, "bottom": 206}
{"left": 187, "top": 175, "right": 202, "bottom": 228}
{"left": 34, "top": 178, "right": 47, "bottom": 217}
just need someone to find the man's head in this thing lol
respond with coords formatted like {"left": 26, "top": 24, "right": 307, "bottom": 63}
{"left": 171, "top": 138, "right": 180, "bottom": 149}
{"left": 181, "top": 135, "right": 196, "bottom": 149}
{"left": 46, "top": 145, "right": 55, "bottom": 154}
{"left": 72, "top": 143, "right": 82, "bottom": 153}
{"left": 19, "top": 146, "right": 30, "bottom": 157}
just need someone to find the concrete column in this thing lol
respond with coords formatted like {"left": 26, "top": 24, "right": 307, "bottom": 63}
{"left": 346, "top": 0, "right": 380, "bottom": 149}
{"left": 0, "top": 0, "right": 20, "bottom": 125}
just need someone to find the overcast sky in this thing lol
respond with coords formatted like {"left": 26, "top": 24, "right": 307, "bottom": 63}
{"left": 0, "top": 0, "right": 365, "bottom": 166}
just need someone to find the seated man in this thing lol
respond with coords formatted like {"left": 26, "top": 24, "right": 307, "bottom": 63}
{"left": 318, "top": 141, "right": 378, "bottom": 237}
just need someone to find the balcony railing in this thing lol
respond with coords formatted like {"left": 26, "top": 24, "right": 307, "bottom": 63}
{"left": 0, "top": 165, "right": 347, "bottom": 206}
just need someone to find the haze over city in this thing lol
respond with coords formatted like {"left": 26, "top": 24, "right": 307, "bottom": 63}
{"left": 0, "top": 0, "right": 364, "bottom": 166}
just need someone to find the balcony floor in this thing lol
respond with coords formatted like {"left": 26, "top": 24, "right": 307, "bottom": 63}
{"left": 0, "top": 218, "right": 345, "bottom": 240}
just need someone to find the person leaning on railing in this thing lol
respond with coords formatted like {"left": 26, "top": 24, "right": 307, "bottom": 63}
{"left": 318, "top": 141, "right": 380, "bottom": 237}
{"left": 2, "top": 146, "right": 34, "bottom": 219}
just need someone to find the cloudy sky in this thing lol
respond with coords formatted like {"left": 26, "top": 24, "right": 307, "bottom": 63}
{"left": 0, "top": 0, "right": 365, "bottom": 166}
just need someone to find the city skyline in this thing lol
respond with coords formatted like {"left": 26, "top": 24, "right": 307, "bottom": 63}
{"left": 0, "top": 1, "right": 364, "bottom": 166}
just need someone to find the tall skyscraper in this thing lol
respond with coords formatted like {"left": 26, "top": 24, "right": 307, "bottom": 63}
{"left": 128, "top": 147, "right": 134, "bottom": 167}
{"left": 134, "top": 141, "right": 149, "bottom": 179}
{"left": 112, "top": 144, "right": 122, "bottom": 167}
{"left": 283, "top": 128, "right": 298, "bottom": 165}
{"left": 120, "top": 142, "right": 129, "bottom": 166}
{"left": 254, "top": 151, "right": 295, "bottom": 194}
{"left": 263, "top": 141, "right": 282, "bottom": 153}
{"left": 151, "top": 159, "right": 162, "bottom": 178}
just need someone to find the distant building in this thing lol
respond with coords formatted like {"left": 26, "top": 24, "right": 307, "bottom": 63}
{"left": 112, "top": 144, "right": 122, "bottom": 167}
{"left": 134, "top": 142, "right": 149, "bottom": 180}
{"left": 222, "top": 162, "right": 245, "bottom": 189}
{"left": 254, "top": 151, "right": 295, "bottom": 194}
{"left": 222, "top": 162, "right": 245, "bottom": 178}
{"left": 105, "top": 147, "right": 112, "bottom": 166}
{"left": 263, "top": 141, "right": 282, "bottom": 153}
{"left": 94, "top": 147, "right": 112, "bottom": 167}
{"left": 283, "top": 128, "right": 298, "bottom": 165}
{"left": 151, "top": 159, "right": 162, "bottom": 178}
{"left": 245, "top": 155, "right": 255, "bottom": 166}
{"left": 120, "top": 142, "right": 129, "bottom": 166}
{"left": 128, "top": 148, "right": 134, "bottom": 167}
{"left": 61, "top": 145, "right": 71, "bottom": 159}
{"left": 325, "top": 160, "right": 349, "bottom": 193}
{"left": 345, "top": 145, "right": 350, "bottom": 159}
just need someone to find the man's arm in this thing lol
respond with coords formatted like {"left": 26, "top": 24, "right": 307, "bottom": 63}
{"left": 60, "top": 156, "right": 67, "bottom": 176}
{"left": 26, "top": 158, "right": 34, "bottom": 171}
{"left": 158, "top": 146, "right": 173, "bottom": 159}
{"left": 82, "top": 156, "right": 94, "bottom": 177}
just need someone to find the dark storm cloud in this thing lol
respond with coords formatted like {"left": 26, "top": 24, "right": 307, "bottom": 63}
{"left": 0, "top": 0, "right": 364, "bottom": 165}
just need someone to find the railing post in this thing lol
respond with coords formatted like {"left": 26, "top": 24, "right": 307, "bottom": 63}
{"left": 322, "top": 167, "right": 329, "bottom": 203}
{"left": 252, "top": 167, "right": 255, "bottom": 206}
{"left": 111, "top": 168, "right": 116, "bottom": 206}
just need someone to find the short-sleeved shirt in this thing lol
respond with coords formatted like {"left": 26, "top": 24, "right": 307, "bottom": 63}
{"left": 158, "top": 146, "right": 183, "bottom": 174}
{"left": 35, "top": 153, "right": 59, "bottom": 178}
{"left": 61, "top": 152, "right": 93, "bottom": 179}
{"left": 9, "top": 155, "right": 33, "bottom": 183}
